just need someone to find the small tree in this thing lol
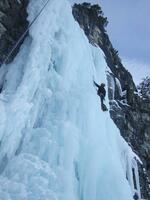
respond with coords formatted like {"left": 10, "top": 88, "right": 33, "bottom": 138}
{"left": 82, "top": 2, "right": 91, "bottom": 8}
{"left": 91, "top": 4, "right": 103, "bottom": 16}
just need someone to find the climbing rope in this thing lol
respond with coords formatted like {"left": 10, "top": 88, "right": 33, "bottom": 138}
{"left": 1, "top": 0, "right": 51, "bottom": 66}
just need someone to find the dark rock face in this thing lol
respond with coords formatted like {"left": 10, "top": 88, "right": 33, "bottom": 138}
{"left": 0, "top": 0, "right": 29, "bottom": 64}
{"left": 73, "top": 3, "right": 150, "bottom": 199}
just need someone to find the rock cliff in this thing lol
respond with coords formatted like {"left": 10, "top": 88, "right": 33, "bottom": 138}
{"left": 0, "top": 0, "right": 28, "bottom": 64}
{"left": 72, "top": 3, "right": 150, "bottom": 198}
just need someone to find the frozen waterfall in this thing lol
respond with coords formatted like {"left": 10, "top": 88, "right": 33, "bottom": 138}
{"left": 0, "top": 0, "right": 140, "bottom": 199}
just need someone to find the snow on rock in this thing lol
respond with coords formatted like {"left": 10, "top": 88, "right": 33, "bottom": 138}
{"left": 137, "top": 76, "right": 150, "bottom": 99}
{"left": 0, "top": 0, "right": 138, "bottom": 199}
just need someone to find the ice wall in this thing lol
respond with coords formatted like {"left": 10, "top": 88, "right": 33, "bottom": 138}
{"left": 0, "top": 0, "right": 135, "bottom": 199}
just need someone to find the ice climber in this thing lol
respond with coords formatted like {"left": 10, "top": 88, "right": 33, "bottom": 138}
{"left": 93, "top": 81, "right": 108, "bottom": 111}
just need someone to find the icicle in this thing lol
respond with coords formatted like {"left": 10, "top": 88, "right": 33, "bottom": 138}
{"left": 115, "top": 77, "right": 123, "bottom": 97}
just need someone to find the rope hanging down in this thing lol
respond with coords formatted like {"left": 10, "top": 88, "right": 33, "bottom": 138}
{"left": 1, "top": 0, "right": 51, "bottom": 66}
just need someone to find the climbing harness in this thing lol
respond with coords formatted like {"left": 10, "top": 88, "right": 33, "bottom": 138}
{"left": 1, "top": 0, "right": 51, "bottom": 66}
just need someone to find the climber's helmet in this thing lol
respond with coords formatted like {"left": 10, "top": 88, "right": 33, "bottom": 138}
{"left": 101, "top": 83, "right": 105, "bottom": 87}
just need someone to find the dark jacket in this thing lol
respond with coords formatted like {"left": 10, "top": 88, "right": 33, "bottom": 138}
{"left": 133, "top": 193, "right": 139, "bottom": 200}
{"left": 94, "top": 81, "right": 106, "bottom": 97}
